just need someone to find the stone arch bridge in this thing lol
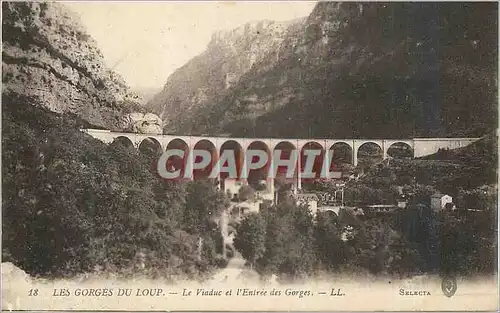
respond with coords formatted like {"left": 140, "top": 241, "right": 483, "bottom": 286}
{"left": 82, "top": 128, "right": 479, "bottom": 190}
{"left": 83, "top": 129, "right": 479, "bottom": 162}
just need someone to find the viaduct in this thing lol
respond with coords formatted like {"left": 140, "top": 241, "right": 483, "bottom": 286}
{"left": 82, "top": 128, "right": 480, "bottom": 191}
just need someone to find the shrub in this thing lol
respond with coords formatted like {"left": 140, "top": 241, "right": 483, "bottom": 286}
{"left": 238, "top": 185, "right": 255, "bottom": 202}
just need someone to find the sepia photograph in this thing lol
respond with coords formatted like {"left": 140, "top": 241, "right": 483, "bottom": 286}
{"left": 1, "top": 1, "right": 499, "bottom": 311}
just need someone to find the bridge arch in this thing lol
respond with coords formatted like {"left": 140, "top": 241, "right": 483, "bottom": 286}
{"left": 273, "top": 141, "right": 297, "bottom": 188}
{"left": 165, "top": 138, "right": 190, "bottom": 179}
{"left": 193, "top": 139, "right": 218, "bottom": 181}
{"left": 166, "top": 138, "right": 190, "bottom": 150}
{"left": 329, "top": 142, "right": 354, "bottom": 169}
{"left": 220, "top": 140, "right": 244, "bottom": 181}
{"left": 300, "top": 141, "right": 325, "bottom": 183}
{"left": 317, "top": 209, "right": 340, "bottom": 220}
{"left": 386, "top": 141, "right": 414, "bottom": 158}
{"left": 356, "top": 142, "right": 383, "bottom": 169}
{"left": 111, "top": 136, "right": 135, "bottom": 149}
{"left": 138, "top": 137, "right": 162, "bottom": 157}
{"left": 246, "top": 141, "right": 272, "bottom": 191}
{"left": 297, "top": 139, "right": 323, "bottom": 151}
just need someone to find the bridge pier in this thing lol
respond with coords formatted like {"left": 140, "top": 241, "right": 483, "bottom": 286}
{"left": 321, "top": 149, "right": 329, "bottom": 177}
{"left": 184, "top": 150, "right": 194, "bottom": 180}
{"left": 297, "top": 152, "right": 302, "bottom": 191}
{"left": 382, "top": 141, "right": 387, "bottom": 160}
{"left": 267, "top": 178, "right": 275, "bottom": 202}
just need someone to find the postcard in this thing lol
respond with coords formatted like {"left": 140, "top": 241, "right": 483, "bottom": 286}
{"left": 2, "top": 1, "right": 498, "bottom": 312}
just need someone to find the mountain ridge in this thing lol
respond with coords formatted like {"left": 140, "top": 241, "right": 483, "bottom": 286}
{"left": 148, "top": 2, "right": 498, "bottom": 139}
{"left": 146, "top": 17, "right": 307, "bottom": 133}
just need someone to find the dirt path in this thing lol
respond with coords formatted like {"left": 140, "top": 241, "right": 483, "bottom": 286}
{"left": 209, "top": 252, "right": 259, "bottom": 284}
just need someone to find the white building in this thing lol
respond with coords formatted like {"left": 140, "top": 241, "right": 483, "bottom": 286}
{"left": 397, "top": 200, "right": 407, "bottom": 209}
{"left": 296, "top": 193, "right": 319, "bottom": 216}
{"left": 431, "top": 193, "right": 453, "bottom": 211}
{"left": 230, "top": 202, "right": 260, "bottom": 222}
{"left": 222, "top": 178, "right": 274, "bottom": 202}
{"left": 221, "top": 179, "right": 243, "bottom": 201}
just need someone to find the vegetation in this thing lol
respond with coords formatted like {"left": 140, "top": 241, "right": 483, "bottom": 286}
{"left": 233, "top": 213, "right": 266, "bottom": 268}
{"left": 232, "top": 200, "right": 421, "bottom": 279}
{"left": 2, "top": 93, "right": 229, "bottom": 279}
{"left": 233, "top": 196, "right": 496, "bottom": 280}
{"left": 233, "top": 134, "right": 497, "bottom": 280}
{"left": 3, "top": 1, "right": 496, "bottom": 285}
{"left": 2, "top": 92, "right": 496, "bottom": 282}
{"left": 164, "top": 3, "right": 497, "bottom": 139}
{"left": 237, "top": 185, "right": 255, "bottom": 202}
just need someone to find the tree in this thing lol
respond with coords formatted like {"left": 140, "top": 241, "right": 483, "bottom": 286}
{"left": 255, "top": 203, "right": 316, "bottom": 280}
{"left": 237, "top": 185, "right": 255, "bottom": 202}
{"left": 183, "top": 180, "right": 229, "bottom": 235}
{"left": 182, "top": 180, "right": 229, "bottom": 264}
{"left": 314, "top": 212, "right": 346, "bottom": 270}
{"left": 233, "top": 213, "right": 266, "bottom": 268}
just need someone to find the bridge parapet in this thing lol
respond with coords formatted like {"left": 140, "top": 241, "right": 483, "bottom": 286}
{"left": 413, "top": 138, "right": 480, "bottom": 158}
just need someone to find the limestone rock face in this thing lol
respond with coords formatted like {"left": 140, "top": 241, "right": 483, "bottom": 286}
{"left": 145, "top": 18, "right": 306, "bottom": 134}
{"left": 148, "top": 2, "right": 497, "bottom": 139}
{"left": 2, "top": 2, "right": 143, "bottom": 130}
{"left": 120, "top": 112, "right": 163, "bottom": 134}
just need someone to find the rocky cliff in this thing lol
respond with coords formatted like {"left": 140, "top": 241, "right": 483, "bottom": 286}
{"left": 149, "top": 2, "right": 497, "bottom": 138}
{"left": 2, "top": 2, "right": 161, "bottom": 132}
{"left": 146, "top": 18, "right": 306, "bottom": 134}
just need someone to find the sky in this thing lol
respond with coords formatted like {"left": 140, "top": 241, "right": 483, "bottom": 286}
{"left": 65, "top": 1, "right": 316, "bottom": 90}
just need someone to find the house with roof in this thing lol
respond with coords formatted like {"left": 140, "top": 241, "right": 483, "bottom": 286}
{"left": 397, "top": 194, "right": 408, "bottom": 209}
{"left": 430, "top": 193, "right": 453, "bottom": 211}
{"left": 229, "top": 202, "right": 259, "bottom": 223}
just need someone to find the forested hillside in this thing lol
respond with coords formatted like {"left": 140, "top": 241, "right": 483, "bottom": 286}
{"left": 2, "top": 93, "right": 228, "bottom": 279}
